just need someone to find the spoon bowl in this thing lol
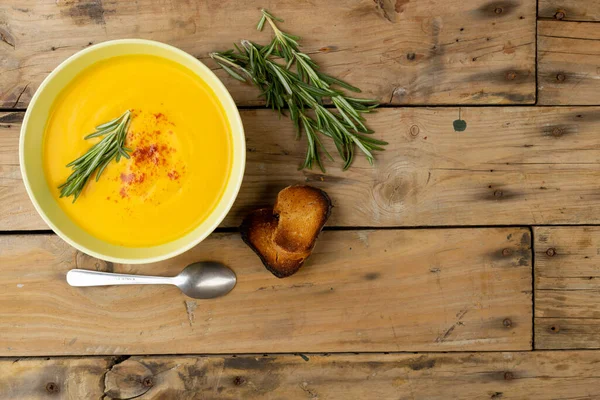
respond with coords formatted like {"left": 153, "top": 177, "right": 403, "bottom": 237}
{"left": 175, "top": 262, "right": 237, "bottom": 299}
{"left": 66, "top": 261, "right": 236, "bottom": 299}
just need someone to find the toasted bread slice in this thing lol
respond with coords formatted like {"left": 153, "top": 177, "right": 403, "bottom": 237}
{"left": 240, "top": 186, "right": 332, "bottom": 278}
{"left": 240, "top": 208, "right": 310, "bottom": 278}
{"left": 272, "top": 185, "right": 332, "bottom": 253}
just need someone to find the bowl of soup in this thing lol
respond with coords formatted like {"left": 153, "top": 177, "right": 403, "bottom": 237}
{"left": 20, "top": 39, "right": 245, "bottom": 263}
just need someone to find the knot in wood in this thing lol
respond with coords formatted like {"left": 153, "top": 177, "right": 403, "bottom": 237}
{"left": 551, "top": 127, "right": 564, "bottom": 137}
{"left": 494, "top": 190, "right": 503, "bottom": 198}
{"left": 502, "top": 318, "right": 512, "bottom": 328}
{"left": 556, "top": 73, "right": 566, "bottom": 82}
{"left": 233, "top": 376, "right": 246, "bottom": 386}
{"left": 143, "top": 377, "right": 154, "bottom": 387}
{"left": 45, "top": 382, "right": 60, "bottom": 394}
{"left": 504, "top": 371, "right": 514, "bottom": 380}
{"left": 104, "top": 360, "right": 153, "bottom": 399}
{"left": 546, "top": 248, "right": 556, "bottom": 257}
{"left": 502, "top": 248, "right": 512, "bottom": 256}
{"left": 374, "top": 172, "right": 409, "bottom": 211}
{"left": 506, "top": 71, "right": 517, "bottom": 80}
{"left": 494, "top": 7, "right": 503, "bottom": 14}
{"left": 409, "top": 125, "right": 420, "bottom": 136}
{"left": 554, "top": 10, "right": 566, "bottom": 20}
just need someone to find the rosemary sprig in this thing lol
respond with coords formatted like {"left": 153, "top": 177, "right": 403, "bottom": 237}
{"left": 210, "top": 9, "right": 386, "bottom": 171}
{"left": 59, "top": 110, "right": 132, "bottom": 202}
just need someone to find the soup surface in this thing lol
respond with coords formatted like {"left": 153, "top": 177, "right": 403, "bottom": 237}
{"left": 43, "top": 55, "right": 232, "bottom": 247}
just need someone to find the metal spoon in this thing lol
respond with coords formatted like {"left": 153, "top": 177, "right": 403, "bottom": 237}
{"left": 66, "top": 262, "right": 236, "bottom": 299}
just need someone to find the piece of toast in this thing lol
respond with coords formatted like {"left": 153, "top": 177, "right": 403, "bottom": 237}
{"left": 240, "top": 186, "right": 332, "bottom": 278}
{"left": 240, "top": 208, "right": 309, "bottom": 278}
{"left": 273, "top": 185, "right": 332, "bottom": 253}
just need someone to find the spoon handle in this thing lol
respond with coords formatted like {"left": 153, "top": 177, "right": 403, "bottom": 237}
{"left": 66, "top": 269, "right": 175, "bottom": 287}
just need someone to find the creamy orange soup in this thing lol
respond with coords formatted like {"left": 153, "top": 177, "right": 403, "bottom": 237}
{"left": 43, "top": 55, "right": 232, "bottom": 247}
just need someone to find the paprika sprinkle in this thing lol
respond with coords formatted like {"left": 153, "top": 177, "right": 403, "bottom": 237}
{"left": 116, "top": 109, "right": 184, "bottom": 201}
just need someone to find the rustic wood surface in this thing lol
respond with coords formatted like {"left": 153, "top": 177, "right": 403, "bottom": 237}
{"left": 0, "top": 0, "right": 537, "bottom": 108}
{"left": 538, "top": 0, "right": 600, "bottom": 21}
{"left": 3, "top": 352, "right": 600, "bottom": 399}
{"left": 534, "top": 226, "right": 600, "bottom": 350}
{"left": 538, "top": 20, "right": 600, "bottom": 105}
{"left": 0, "top": 358, "right": 107, "bottom": 399}
{"left": 0, "top": 228, "right": 531, "bottom": 355}
{"left": 4, "top": 106, "right": 600, "bottom": 230}
{"left": 1, "top": 0, "right": 600, "bottom": 397}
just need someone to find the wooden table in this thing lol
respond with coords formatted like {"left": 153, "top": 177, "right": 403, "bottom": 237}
{"left": 1, "top": 0, "right": 600, "bottom": 398}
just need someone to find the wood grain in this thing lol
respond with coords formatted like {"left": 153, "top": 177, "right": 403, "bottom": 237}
{"left": 538, "top": 20, "right": 600, "bottom": 105}
{"left": 0, "top": 0, "right": 536, "bottom": 108}
{"left": 534, "top": 227, "right": 600, "bottom": 349}
{"left": 4, "top": 107, "right": 600, "bottom": 230}
{"left": 3, "top": 352, "right": 600, "bottom": 399}
{"left": 535, "top": 318, "right": 600, "bottom": 350}
{"left": 0, "top": 228, "right": 531, "bottom": 356}
{"left": 0, "top": 358, "right": 108, "bottom": 399}
{"left": 539, "top": 0, "right": 600, "bottom": 21}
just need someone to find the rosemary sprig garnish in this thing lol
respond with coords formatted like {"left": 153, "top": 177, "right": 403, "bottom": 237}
{"left": 59, "top": 110, "right": 132, "bottom": 202}
{"left": 210, "top": 9, "right": 386, "bottom": 171}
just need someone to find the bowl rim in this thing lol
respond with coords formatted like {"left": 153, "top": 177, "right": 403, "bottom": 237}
{"left": 19, "top": 38, "right": 245, "bottom": 264}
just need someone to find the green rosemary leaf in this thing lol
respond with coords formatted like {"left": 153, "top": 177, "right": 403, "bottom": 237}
{"left": 218, "top": 63, "right": 247, "bottom": 82}
{"left": 354, "top": 134, "right": 389, "bottom": 146}
{"left": 316, "top": 72, "right": 362, "bottom": 93}
{"left": 120, "top": 148, "right": 131, "bottom": 158}
{"left": 59, "top": 110, "right": 132, "bottom": 202}
{"left": 257, "top": 14, "right": 267, "bottom": 31}
{"left": 296, "top": 81, "right": 331, "bottom": 97}
{"left": 343, "top": 142, "right": 354, "bottom": 170}
{"left": 269, "top": 63, "right": 293, "bottom": 95}
{"left": 211, "top": 10, "right": 385, "bottom": 170}
{"left": 294, "top": 54, "right": 320, "bottom": 83}
{"left": 95, "top": 156, "right": 113, "bottom": 182}
{"left": 350, "top": 134, "right": 374, "bottom": 160}
{"left": 335, "top": 104, "right": 357, "bottom": 131}
{"left": 287, "top": 100, "right": 301, "bottom": 138}
{"left": 311, "top": 123, "right": 334, "bottom": 162}
{"left": 95, "top": 116, "right": 121, "bottom": 130}
{"left": 344, "top": 96, "right": 378, "bottom": 104}
{"left": 285, "top": 56, "right": 295, "bottom": 70}
{"left": 233, "top": 42, "right": 244, "bottom": 55}
{"left": 261, "top": 9, "right": 283, "bottom": 23}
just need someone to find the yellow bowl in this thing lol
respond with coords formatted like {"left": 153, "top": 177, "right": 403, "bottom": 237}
{"left": 20, "top": 39, "right": 245, "bottom": 264}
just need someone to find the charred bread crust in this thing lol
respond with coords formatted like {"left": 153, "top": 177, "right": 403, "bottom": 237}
{"left": 240, "top": 208, "right": 307, "bottom": 278}
{"left": 240, "top": 186, "right": 332, "bottom": 278}
{"left": 272, "top": 185, "right": 332, "bottom": 253}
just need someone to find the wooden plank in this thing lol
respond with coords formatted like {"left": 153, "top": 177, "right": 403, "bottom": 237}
{"left": 534, "top": 227, "right": 600, "bottom": 349}
{"left": 539, "top": 0, "right": 600, "bottom": 21}
{"left": 5, "top": 106, "right": 600, "bottom": 230}
{"left": 3, "top": 351, "right": 600, "bottom": 399}
{"left": 535, "top": 227, "right": 600, "bottom": 290}
{"left": 0, "top": 0, "right": 536, "bottom": 108}
{"left": 535, "top": 318, "right": 600, "bottom": 350}
{"left": 0, "top": 358, "right": 108, "bottom": 399}
{"left": 0, "top": 228, "right": 532, "bottom": 356}
{"left": 0, "top": 112, "right": 39, "bottom": 230}
{"left": 538, "top": 20, "right": 600, "bottom": 105}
